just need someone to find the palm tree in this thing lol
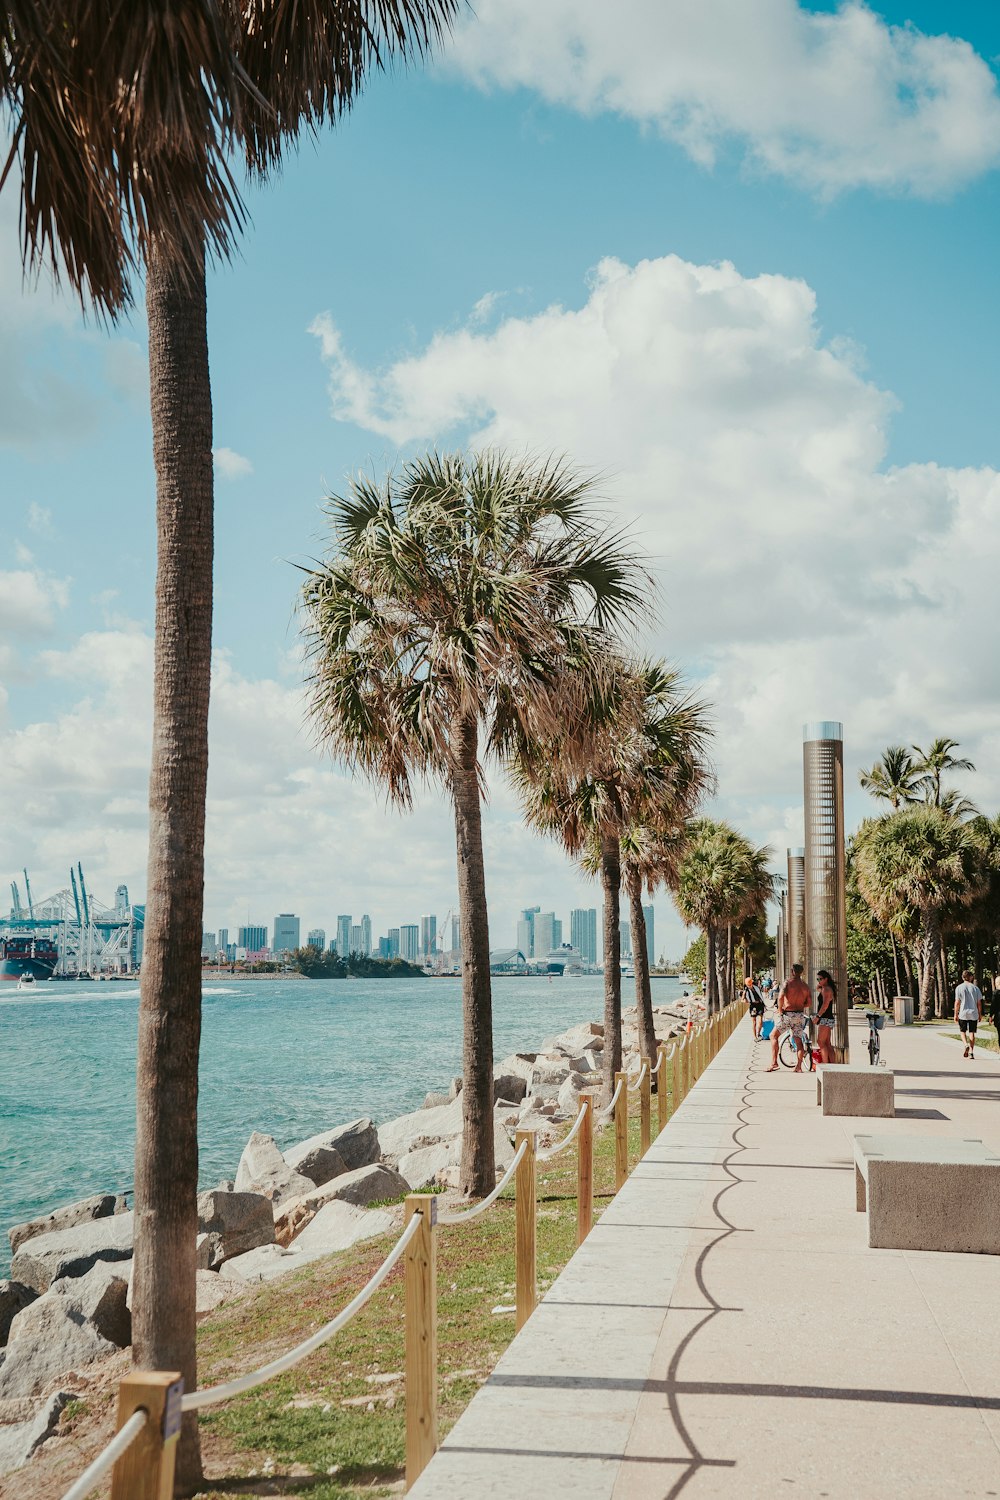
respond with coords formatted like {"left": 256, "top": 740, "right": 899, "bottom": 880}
{"left": 302, "top": 451, "right": 645, "bottom": 1192}
{"left": 854, "top": 807, "right": 986, "bottom": 1019}
{"left": 670, "top": 821, "right": 773, "bottom": 1012}
{"left": 858, "top": 746, "right": 921, "bottom": 810}
{"left": 912, "top": 737, "right": 975, "bottom": 808}
{"left": 4, "top": 7, "right": 458, "bottom": 1487}
{"left": 515, "top": 661, "right": 711, "bottom": 1097}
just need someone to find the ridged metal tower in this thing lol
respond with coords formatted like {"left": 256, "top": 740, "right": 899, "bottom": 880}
{"left": 803, "top": 721, "right": 848, "bottom": 1058}
{"left": 786, "top": 848, "right": 806, "bottom": 971}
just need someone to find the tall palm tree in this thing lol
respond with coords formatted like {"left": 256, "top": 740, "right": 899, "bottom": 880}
{"left": 670, "top": 820, "right": 773, "bottom": 1012}
{"left": 854, "top": 807, "right": 986, "bottom": 1020}
{"left": 858, "top": 746, "right": 921, "bottom": 810}
{"left": 302, "top": 451, "right": 645, "bottom": 1193}
{"left": 912, "top": 737, "right": 975, "bottom": 808}
{"left": 4, "top": 7, "right": 458, "bottom": 1487}
{"left": 515, "top": 661, "right": 711, "bottom": 1096}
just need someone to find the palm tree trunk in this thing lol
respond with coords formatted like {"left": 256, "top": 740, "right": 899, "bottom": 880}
{"left": 132, "top": 241, "right": 212, "bottom": 1494}
{"left": 704, "top": 925, "right": 718, "bottom": 1012}
{"left": 625, "top": 867, "right": 656, "bottom": 1066}
{"left": 890, "top": 930, "right": 902, "bottom": 997}
{"left": 901, "top": 944, "right": 916, "bottom": 998}
{"left": 600, "top": 834, "right": 622, "bottom": 1101}
{"left": 725, "top": 923, "right": 734, "bottom": 1007}
{"left": 936, "top": 950, "right": 948, "bottom": 1020}
{"left": 452, "top": 711, "right": 496, "bottom": 1198}
{"left": 918, "top": 912, "right": 941, "bottom": 1021}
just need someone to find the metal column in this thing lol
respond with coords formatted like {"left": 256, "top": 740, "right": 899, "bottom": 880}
{"left": 786, "top": 848, "right": 806, "bottom": 971}
{"left": 803, "top": 721, "right": 848, "bottom": 1059}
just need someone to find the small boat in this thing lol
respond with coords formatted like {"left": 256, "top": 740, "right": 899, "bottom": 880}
{"left": 16, "top": 973, "right": 36, "bottom": 990}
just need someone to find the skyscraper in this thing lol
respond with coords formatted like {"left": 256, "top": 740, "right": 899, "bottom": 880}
{"left": 336, "top": 915, "right": 351, "bottom": 957}
{"left": 350, "top": 924, "right": 363, "bottom": 955}
{"left": 449, "top": 914, "right": 461, "bottom": 956}
{"left": 399, "top": 924, "right": 419, "bottom": 961}
{"left": 360, "top": 914, "right": 372, "bottom": 957}
{"left": 307, "top": 928, "right": 326, "bottom": 950}
{"left": 534, "top": 911, "right": 558, "bottom": 958}
{"left": 420, "top": 914, "right": 437, "bottom": 957}
{"left": 387, "top": 928, "right": 400, "bottom": 958}
{"left": 238, "top": 924, "right": 268, "bottom": 954}
{"left": 272, "top": 914, "right": 300, "bottom": 954}
{"left": 571, "top": 908, "right": 598, "bottom": 965}
{"left": 621, "top": 924, "right": 632, "bottom": 960}
{"left": 643, "top": 904, "right": 654, "bottom": 968}
{"left": 116, "top": 884, "right": 129, "bottom": 918}
{"left": 516, "top": 906, "right": 540, "bottom": 958}
{"left": 217, "top": 927, "right": 229, "bottom": 958}
{"left": 201, "top": 931, "right": 216, "bottom": 958}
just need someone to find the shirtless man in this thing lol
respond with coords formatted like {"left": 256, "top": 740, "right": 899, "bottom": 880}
{"left": 768, "top": 963, "right": 812, "bottom": 1073}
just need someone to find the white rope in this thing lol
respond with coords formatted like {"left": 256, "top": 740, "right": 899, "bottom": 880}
{"left": 627, "top": 1061, "right": 649, "bottom": 1093}
{"left": 598, "top": 1075, "right": 625, "bottom": 1120}
{"left": 436, "top": 1139, "right": 529, "bottom": 1226}
{"left": 181, "top": 1212, "right": 423, "bottom": 1412}
{"left": 61, "top": 1410, "right": 147, "bottom": 1500}
{"left": 537, "top": 1098, "right": 590, "bottom": 1161}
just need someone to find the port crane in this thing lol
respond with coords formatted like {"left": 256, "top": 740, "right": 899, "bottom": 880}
{"left": 3, "top": 865, "right": 143, "bottom": 976}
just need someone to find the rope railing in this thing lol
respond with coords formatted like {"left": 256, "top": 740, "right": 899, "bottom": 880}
{"left": 436, "top": 1139, "right": 528, "bottom": 1226}
{"left": 182, "top": 1212, "right": 423, "bottom": 1411}
{"left": 61, "top": 999, "right": 746, "bottom": 1499}
{"left": 60, "top": 1409, "right": 147, "bottom": 1500}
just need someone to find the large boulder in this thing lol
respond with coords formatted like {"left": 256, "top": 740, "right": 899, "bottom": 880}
{"left": 0, "top": 1390, "right": 73, "bottom": 1478}
{"left": 282, "top": 1139, "right": 348, "bottom": 1190}
{"left": 397, "top": 1142, "right": 452, "bottom": 1190}
{"left": 274, "top": 1164, "right": 408, "bottom": 1245}
{"left": 495, "top": 1053, "right": 538, "bottom": 1085}
{"left": 422, "top": 1091, "right": 450, "bottom": 1109}
{"left": 10, "top": 1213, "right": 134, "bottom": 1295}
{"left": 195, "top": 1271, "right": 230, "bottom": 1321}
{"left": 0, "top": 1284, "right": 37, "bottom": 1347}
{"left": 0, "top": 1282, "right": 116, "bottom": 1398}
{"left": 40, "top": 1261, "right": 132, "bottom": 1349}
{"left": 196, "top": 1190, "right": 274, "bottom": 1268}
{"left": 493, "top": 1074, "right": 527, "bottom": 1104}
{"left": 235, "top": 1133, "right": 314, "bottom": 1207}
{"left": 8, "top": 1194, "right": 126, "bottom": 1257}
{"left": 556, "top": 1073, "right": 589, "bottom": 1115}
{"left": 286, "top": 1118, "right": 381, "bottom": 1178}
{"left": 222, "top": 1203, "right": 396, "bottom": 1283}
{"left": 528, "top": 1057, "right": 570, "bottom": 1094}
{"left": 377, "top": 1098, "right": 464, "bottom": 1162}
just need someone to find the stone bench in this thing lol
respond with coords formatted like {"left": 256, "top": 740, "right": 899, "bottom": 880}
{"left": 816, "top": 1063, "right": 894, "bottom": 1117}
{"left": 854, "top": 1133, "right": 1000, "bottom": 1253}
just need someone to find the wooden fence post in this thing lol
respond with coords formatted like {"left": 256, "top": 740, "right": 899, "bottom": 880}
{"left": 110, "top": 1371, "right": 182, "bottom": 1500}
{"left": 657, "top": 1043, "right": 670, "bottom": 1132}
{"left": 672, "top": 1041, "right": 682, "bottom": 1112}
{"left": 639, "top": 1058, "right": 652, "bottom": 1155}
{"left": 404, "top": 1195, "right": 437, "bottom": 1491}
{"left": 614, "top": 1071, "right": 628, "bottom": 1191}
{"left": 515, "top": 1130, "right": 537, "bottom": 1331}
{"left": 577, "top": 1094, "right": 593, "bottom": 1245}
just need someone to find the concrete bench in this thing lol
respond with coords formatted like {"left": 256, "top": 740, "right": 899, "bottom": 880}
{"left": 816, "top": 1063, "right": 894, "bottom": 1117}
{"left": 854, "top": 1134, "right": 1000, "bottom": 1253}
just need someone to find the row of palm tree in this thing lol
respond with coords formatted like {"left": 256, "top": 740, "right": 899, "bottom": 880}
{"left": 853, "top": 741, "right": 998, "bottom": 1019}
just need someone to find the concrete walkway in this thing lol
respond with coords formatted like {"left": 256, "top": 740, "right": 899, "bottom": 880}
{"left": 409, "top": 1014, "right": 1000, "bottom": 1499}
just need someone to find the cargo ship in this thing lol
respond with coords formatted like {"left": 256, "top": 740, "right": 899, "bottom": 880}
{"left": 0, "top": 936, "right": 59, "bottom": 983}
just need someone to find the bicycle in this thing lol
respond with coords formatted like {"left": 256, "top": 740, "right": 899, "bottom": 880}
{"left": 866, "top": 1010, "right": 885, "bottom": 1066}
{"left": 778, "top": 1017, "right": 816, "bottom": 1071}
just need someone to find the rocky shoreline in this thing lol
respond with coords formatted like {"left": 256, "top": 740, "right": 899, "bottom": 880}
{"left": 0, "top": 996, "right": 702, "bottom": 1479}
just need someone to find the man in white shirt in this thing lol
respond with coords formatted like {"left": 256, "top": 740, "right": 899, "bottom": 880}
{"left": 954, "top": 968, "right": 983, "bottom": 1059}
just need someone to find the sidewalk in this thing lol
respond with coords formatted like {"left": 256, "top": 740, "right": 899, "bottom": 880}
{"left": 410, "top": 1014, "right": 1000, "bottom": 1499}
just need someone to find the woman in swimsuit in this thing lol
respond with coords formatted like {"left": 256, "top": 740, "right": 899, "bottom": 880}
{"left": 815, "top": 970, "right": 837, "bottom": 1064}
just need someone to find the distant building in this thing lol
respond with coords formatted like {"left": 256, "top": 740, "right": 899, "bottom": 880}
{"left": 387, "top": 928, "right": 400, "bottom": 959}
{"left": 336, "top": 915, "right": 351, "bottom": 956}
{"left": 116, "top": 884, "right": 130, "bottom": 918}
{"left": 399, "top": 924, "right": 419, "bottom": 962}
{"left": 378, "top": 936, "right": 392, "bottom": 959}
{"left": 490, "top": 947, "right": 527, "bottom": 974}
{"left": 643, "top": 904, "right": 654, "bottom": 968}
{"left": 360, "top": 914, "right": 372, "bottom": 956}
{"left": 218, "top": 927, "right": 229, "bottom": 957}
{"left": 534, "top": 912, "right": 561, "bottom": 958}
{"left": 516, "top": 906, "right": 540, "bottom": 958}
{"left": 307, "top": 928, "right": 326, "bottom": 951}
{"left": 350, "top": 924, "right": 362, "bottom": 955}
{"left": 420, "top": 914, "right": 437, "bottom": 957}
{"left": 238, "top": 924, "right": 268, "bottom": 955}
{"left": 571, "top": 908, "right": 598, "bottom": 965}
{"left": 450, "top": 914, "right": 461, "bottom": 957}
{"left": 201, "top": 931, "right": 216, "bottom": 959}
{"left": 272, "top": 914, "right": 300, "bottom": 955}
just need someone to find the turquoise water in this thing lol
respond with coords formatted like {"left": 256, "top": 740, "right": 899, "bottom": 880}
{"left": 1, "top": 975, "right": 685, "bottom": 1272}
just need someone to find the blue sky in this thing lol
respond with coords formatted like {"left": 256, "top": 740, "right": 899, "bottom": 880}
{"left": 3, "top": 1, "right": 1000, "bottom": 955}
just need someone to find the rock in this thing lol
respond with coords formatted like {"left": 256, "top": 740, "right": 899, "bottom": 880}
{"left": 397, "top": 1142, "right": 452, "bottom": 1190}
{"left": 447, "top": 1121, "right": 515, "bottom": 1174}
{"left": 235, "top": 1133, "right": 314, "bottom": 1207}
{"left": 557, "top": 1073, "right": 589, "bottom": 1114}
{"left": 0, "top": 1284, "right": 115, "bottom": 1398}
{"left": 422, "top": 1092, "right": 450, "bottom": 1109}
{"left": 8, "top": 1194, "right": 126, "bottom": 1257}
{"left": 196, "top": 1190, "right": 275, "bottom": 1268}
{"left": 195, "top": 1233, "right": 213, "bottom": 1271}
{"left": 0, "top": 1284, "right": 37, "bottom": 1347}
{"left": 297, "top": 1118, "right": 382, "bottom": 1174}
{"left": 221, "top": 1203, "right": 395, "bottom": 1283}
{"left": 495, "top": 1053, "right": 538, "bottom": 1084}
{"left": 195, "top": 1270, "right": 230, "bottom": 1320}
{"left": 377, "top": 1097, "right": 464, "bottom": 1162}
{"left": 282, "top": 1138, "right": 348, "bottom": 1190}
{"left": 0, "top": 1390, "right": 73, "bottom": 1478}
{"left": 492, "top": 1074, "right": 527, "bottom": 1104}
{"left": 313, "top": 1162, "right": 409, "bottom": 1209}
{"left": 528, "top": 1058, "right": 570, "bottom": 1093}
{"left": 56, "top": 1261, "right": 131, "bottom": 1348}
{"left": 10, "top": 1214, "right": 134, "bottom": 1295}
{"left": 448, "top": 1076, "right": 463, "bottom": 1100}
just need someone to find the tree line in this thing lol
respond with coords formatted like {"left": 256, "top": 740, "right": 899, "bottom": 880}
{"left": 290, "top": 944, "right": 425, "bottom": 979}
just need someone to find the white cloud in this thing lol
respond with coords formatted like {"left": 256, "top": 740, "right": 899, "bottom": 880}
{"left": 213, "top": 446, "right": 254, "bottom": 480}
{"left": 0, "top": 567, "right": 69, "bottom": 637}
{"left": 26, "top": 502, "right": 53, "bottom": 536}
{"left": 311, "top": 252, "right": 1000, "bottom": 865}
{"left": 445, "top": 0, "right": 1000, "bottom": 196}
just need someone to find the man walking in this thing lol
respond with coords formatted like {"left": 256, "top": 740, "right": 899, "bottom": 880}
{"left": 954, "top": 969, "right": 983, "bottom": 1059}
{"left": 767, "top": 963, "right": 812, "bottom": 1073}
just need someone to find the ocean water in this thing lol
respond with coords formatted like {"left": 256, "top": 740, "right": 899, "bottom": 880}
{"left": 1, "top": 974, "right": 685, "bottom": 1272}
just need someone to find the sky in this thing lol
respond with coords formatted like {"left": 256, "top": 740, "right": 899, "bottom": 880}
{"left": 2, "top": 0, "right": 1000, "bottom": 959}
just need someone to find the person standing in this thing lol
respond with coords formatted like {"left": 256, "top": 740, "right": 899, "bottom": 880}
{"left": 814, "top": 970, "right": 837, "bottom": 1064}
{"left": 743, "top": 975, "right": 766, "bottom": 1039}
{"left": 990, "top": 978, "right": 1000, "bottom": 1050}
{"left": 954, "top": 969, "right": 983, "bottom": 1059}
{"left": 768, "top": 963, "right": 812, "bottom": 1073}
